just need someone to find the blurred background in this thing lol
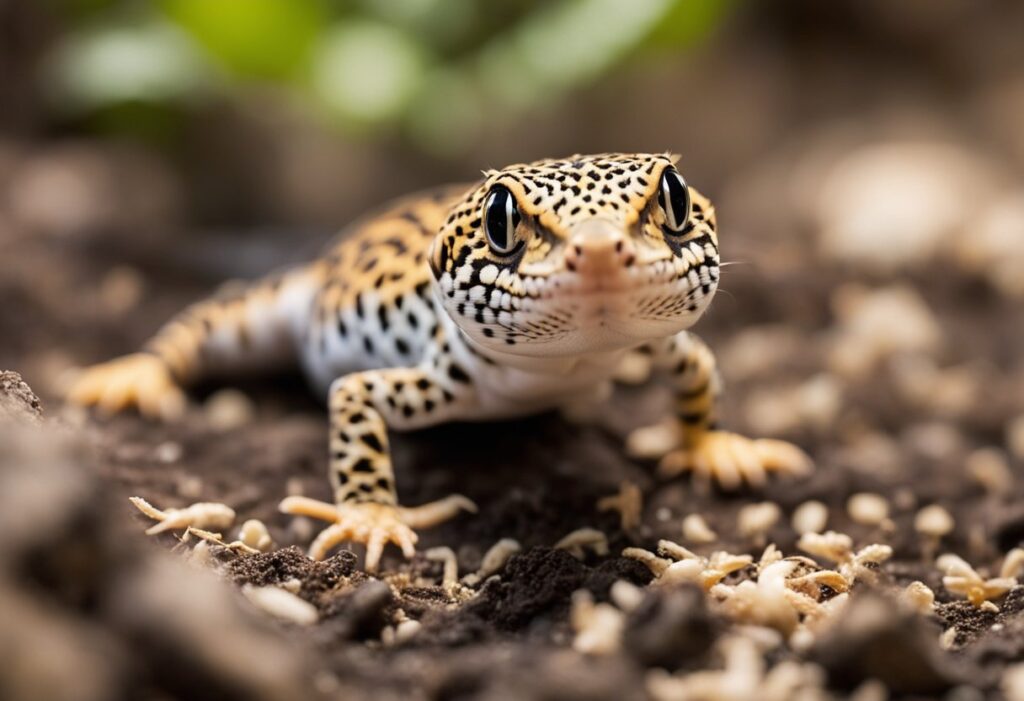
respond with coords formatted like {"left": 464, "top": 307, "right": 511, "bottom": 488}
{"left": 2, "top": 0, "right": 1024, "bottom": 422}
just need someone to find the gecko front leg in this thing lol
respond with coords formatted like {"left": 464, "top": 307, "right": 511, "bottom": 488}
{"left": 627, "top": 332, "right": 812, "bottom": 490}
{"left": 281, "top": 366, "right": 476, "bottom": 572}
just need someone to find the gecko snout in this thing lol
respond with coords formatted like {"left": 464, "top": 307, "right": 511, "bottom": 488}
{"left": 564, "top": 218, "right": 636, "bottom": 275}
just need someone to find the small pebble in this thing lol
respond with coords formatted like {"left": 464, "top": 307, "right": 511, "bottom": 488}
{"left": 287, "top": 516, "right": 315, "bottom": 544}
{"left": 176, "top": 475, "right": 203, "bottom": 499}
{"left": 967, "top": 448, "right": 1014, "bottom": 495}
{"left": 204, "top": 389, "right": 255, "bottom": 431}
{"left": 682, "top": 514, "right": 717, "bottom": 544}
{"left": 847, "top": 493, "right": 890, "bottom": 526}
{"left": 238, "top": 519, "right": 273, "bottom": 551}
{"left": 737, "top": 502, "right": 781, "bottom": 542}
{"left": 285, "top": 477, "right": 305, "bottom": 497}
{"left": 392, "top": 619, "right": 422, "bottom": 645}
{"left": 900, "top": 581, "right": 935, "bottom": 615}
{"left": 155, "top": 441, "right": 183, "bottom": 464}
{"left": 1007, "top": 415, "right": 1024, "bottom": 461}
{"left": 914, "top": 505, "right": 954, "bottom": 538}
{"left": 792, "top": 500, "right": 828, "bottom": 535}
{"left": 242, "top": 585, "right": 318, "bottom": 625}
{"left": 98, "top": 266, "right": 144, "bottom": 315}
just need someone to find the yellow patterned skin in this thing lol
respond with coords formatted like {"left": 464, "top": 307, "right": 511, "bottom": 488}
{"left": 68, "top": 153, "right": 811, "bottom": 571}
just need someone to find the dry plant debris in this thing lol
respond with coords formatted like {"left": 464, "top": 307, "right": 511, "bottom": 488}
{"left": 129, "top": 496, "right": 236, "bottom": 535}
{"left": 570, "top": 589, "right": 626, "bottom": 655}
{"left": 797, "top": 531, "right": 892, "bottom": 585}
{"left": 554, "top": 527, "right": 609, "bottom": 559}
{"left": 241, "top": 584, "right": 319, "bottom": 626}
{"left": 682, "top": 513, "right": 718, "bottom": 544}
{"left": 460, "top": 538, "right": 521, "bottom": 587}
{"left": 938, "top": 553, "right": 1019, "bottom": 609}
{"left": 647, "top": 634, "right": 828, "bottom": 701}
{"left": 596, "top": 480, "right": 643, "bottom": 531}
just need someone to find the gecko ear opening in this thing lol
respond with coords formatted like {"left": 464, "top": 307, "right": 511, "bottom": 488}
{"left": 427, "top": 238, "right": 442, "bottom": 279}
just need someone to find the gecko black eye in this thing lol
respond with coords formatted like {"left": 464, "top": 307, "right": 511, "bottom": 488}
{"left": 483, "top": 185, "right": 521, "bottom": 254}
{"left": 658, "top": 168, "right": 692, "bottom": 233}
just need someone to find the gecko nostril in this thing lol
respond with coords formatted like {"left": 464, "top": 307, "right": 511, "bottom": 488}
{"left": 573, "top": 245, "right": 583, "bottom": 257}
{"left": 614, "top": 240, "right": 623, "bottom": 254}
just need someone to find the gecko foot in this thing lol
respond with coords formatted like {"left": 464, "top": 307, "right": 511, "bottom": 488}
{"left": 279, "top": 494, "right": 476, "bottom": 572}
{"left": 66, "top": 353, "right": 186, "bottom": 421}
{"left": 656, "top": 430, "right": 812, "bottom": 490}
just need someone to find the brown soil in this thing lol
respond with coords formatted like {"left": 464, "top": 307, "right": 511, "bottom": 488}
{"left": 3, "top": 208, "right": 1024, "bottom": 698}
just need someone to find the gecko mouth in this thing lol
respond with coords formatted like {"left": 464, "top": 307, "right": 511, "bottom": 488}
{"left": 529, "top": 259, "right": 719, "bottom": 302}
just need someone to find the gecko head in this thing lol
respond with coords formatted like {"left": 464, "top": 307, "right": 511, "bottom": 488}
{"left": 428, "top": 153, "right": 720, "bottom": 357}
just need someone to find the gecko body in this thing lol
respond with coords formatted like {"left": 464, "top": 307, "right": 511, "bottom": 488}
{"left": 70, "top": 153, "right": 810, "bottom": 570}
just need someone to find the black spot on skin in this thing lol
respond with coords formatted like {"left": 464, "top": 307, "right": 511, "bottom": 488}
{"left": 355, "top": 293, "right": 365, "bottom": 319}
{"left": 402, "top": 405, "right": 414, "bottom": 418}
{"left": 364, "top": 337, "right": 374, "bottom": 355}
{"left": 337, "top": 318, "right": 347, "bottom": 337}
{"left": 352, "top": 458, "right": 375, "bottom": 473}
{"left": 352, "top": 456, "right": 376, "bottom": 472}
{"left": 416, "top": 378, "right": 431, "bottom": 391}
{"left": 448, "top": 364, "right": 470, "bottom": 383}
{"left": 424, "top": 399, "right": 435, "bottom": 412}
{"left": 376, "top": 477, "right": 391, "bottom": 490}
{"left": 358, "top": 483, "right": 374, "bottom": 493}
{"left": 361, "top": 433, "right": 384, "bottom": 452}
{"left": 332, "top": 450, "right": 347, "bottom": 461}
{"left": 336, "top": 471, "right": 349, "bottom": 484}
{"left": 349, "top": 412, "right": 365, "bottom": 424}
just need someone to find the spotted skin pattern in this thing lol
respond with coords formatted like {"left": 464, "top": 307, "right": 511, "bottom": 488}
{"left": 69, "top": 153, "right": 811, "bottom": 570}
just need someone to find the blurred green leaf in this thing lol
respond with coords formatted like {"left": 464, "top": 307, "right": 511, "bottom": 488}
{"left": 312, "top": 21, "right": 427, "bottom": 125}
{"left": 648, "top": 0, "right": 735, "bottom": 47}
{"left": 474, "top": 0, "right": 675, "bottom": 112}
{"left": 160, "top": 0, "right": 325, "bottom": 80}
{"left": 49, "top": 21, "right": 211, "bottom": 109}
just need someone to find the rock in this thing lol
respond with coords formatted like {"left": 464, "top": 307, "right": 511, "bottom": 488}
{"left": 815, "top": 141, "right": 999, "bottom": 272}
{"left": 0, "top": 370, "right": 42, "bottom": 423}
{"left": 319, "top": 580, "right": 394, "bottom": 641}
{"left": 622, "top": 585, "right": 717, "bottom": 670}
{"left": 809, "top": 593, "right": 959, "bottom": 694}
{"left": 828, "top": 285, "right": 942, "bottom": 378}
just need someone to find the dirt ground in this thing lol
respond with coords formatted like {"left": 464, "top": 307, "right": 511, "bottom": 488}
{"left": 4, "top": 193, "right": 1024, "bottom": 699}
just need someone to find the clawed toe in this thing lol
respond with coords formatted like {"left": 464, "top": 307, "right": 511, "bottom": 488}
{"left": 279, "top": 493, "right": 474, "bottom": 572}
{"left": 657, "top": 431, "right": 813, "bottom": 490}
{"left": 66, "top": 354, "right": 186, "bottom": 421}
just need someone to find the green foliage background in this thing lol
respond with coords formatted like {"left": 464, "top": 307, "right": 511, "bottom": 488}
{"left": 46, "top": 0, "right": 733, "bottom": 155}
